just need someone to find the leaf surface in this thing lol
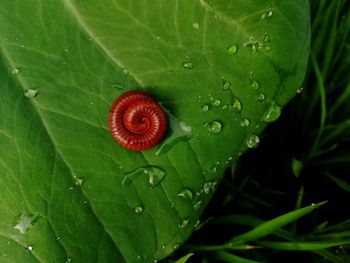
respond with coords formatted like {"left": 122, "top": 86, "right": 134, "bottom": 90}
{"left": 0, "top": 0, "right": 310, "bottom": 262}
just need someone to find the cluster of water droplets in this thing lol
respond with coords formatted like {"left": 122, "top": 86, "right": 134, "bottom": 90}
{"left": 243, "top": 32, "right": 272, "bottom": 53}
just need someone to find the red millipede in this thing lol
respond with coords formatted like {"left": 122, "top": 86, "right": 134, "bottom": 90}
{"left": 109, "top": 90, "right": 167, "bottom": 151}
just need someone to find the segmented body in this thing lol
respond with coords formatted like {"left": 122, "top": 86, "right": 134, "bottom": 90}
{"left": 109, "top": 90, "right": 167, "bottom": 151}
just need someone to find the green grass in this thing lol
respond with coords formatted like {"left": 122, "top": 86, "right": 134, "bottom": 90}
{"left": 164, "top": 0, "right": 350, "bottom": 262}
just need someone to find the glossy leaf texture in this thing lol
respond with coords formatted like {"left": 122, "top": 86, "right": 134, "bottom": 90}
{"left": 0, "top": 1, "right": 310, "bottom": 262}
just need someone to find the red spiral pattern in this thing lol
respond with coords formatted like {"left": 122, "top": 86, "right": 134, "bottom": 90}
{"left": 109, "top": 90, "right": 167, "bottom": 151}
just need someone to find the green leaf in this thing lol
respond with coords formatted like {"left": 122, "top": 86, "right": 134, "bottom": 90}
{"left": 0, "top": 0, "right": 310, "bottom": 262}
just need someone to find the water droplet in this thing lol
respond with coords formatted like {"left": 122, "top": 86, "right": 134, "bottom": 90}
{"left": 194, "top": 220, "right": 200, "bottom": 229}
{"left": 261, "top": 101, "right": 281, "bottom": 122}
{"left": 246, "top": 134, "right": 260, "bottom": 148}
{"left": 183, "top": 62, "right": 193, "bottom": 69}
{"left": 264, "top": 46, "right": 272, "bottom": 51}
{"left": 161, "top": 244, "right": 166, "bottom": 250}
{"left": 173, "top": 243, "right": 180, "bottom": 250}
{"left": 68, "top": 186, "right": 74, "bottom": 191}
{"left": 297, "top": 86, "right": 304, "bottom": 94}
{"left": 261, "top": 10, "right": 273, "bottom": 19}
{"left": 122, "top": 69, "right": 128, "bottom": 75}
{"left": 223, "top": 80, "right": 231, "bottom": 90}
{"left": 240, "top": 118, "right": 250, "bottom": 127}
{"left": 11, "top": 67, "right": 20, "bottom": 75}
{"left": 211, "top": 165, "right": 218, "bottom": 173}
{"left": 213, "top": 99, "right": 221, "bottom": 106}
{"left": 232, "top": 97, "right": 242, "bottom": 112}
{"left": 122, "top": 166, "right": 166, "bottom": 187}
{"left": 147, "top": 168, "right": 167, "bottom": 187}
{"left": 249, "top": 73, "right": 260, "bottom": 90}
{"left": 203, "top": 181, "right": 217, "bottom": 194}
{"left": 203, "top": 122, "right": 209, "bottom": 127}
{"left": 201, "top": 104, "right": 210, "bottom": 112}
{"left": 244, "top": 37, "right": 262, "bottom": 52}
{"left": 257, "top": 92, "right": 266, "bottom": 103}
{"left": 134, "top": 206, "right": 144, "bottom": 215}
{"left": 156, "top": 110, "right": 192, "bottom": 155}
{"left": 193, "top": 22, "right": 199, "bottom": 29}
{"left": 208, "top": 121, "right": 222, "bottom": 134}
{"left": 179, "top": 219, "right": 189, "bottom": 229}
{"left": 14, "top": 214, "right": 39, "bottom": 235}
{"left": 193, "top": 200, "right": 203, "bottom": 210}
{"left": 26, "top": 246, "right": 33, "bottom": 252}
{"left": 24, "top": 89, "right": 38, "bottom": 98}
{"left": 66, "top": 258, "right": 72, "bottom": 263}
{"left": 227, "top": 44, "right": 238, "bottom": 55}
{"left": 137, "top": 255, "right": 142, "bottom": 261}
{"left": 222, "top": 104, "right": 228, "bottom": 110}
{"left": 177, "top": 189, "right": 193, "bottom": 200}
{"left": 73, "top": 176, "right": 83, "bottom": 186}
{"left": 263, "top": 33, "right": 271, "bottom": 43}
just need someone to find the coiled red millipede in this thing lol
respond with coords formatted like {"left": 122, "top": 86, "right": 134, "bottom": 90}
{"left": 109, "top": 90, "right": 167, "bottom": 151}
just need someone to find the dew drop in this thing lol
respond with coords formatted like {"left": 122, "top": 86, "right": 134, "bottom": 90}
{"left": 177, "top": 189, "right": 193, "bottom": 200}
{"left": 193, "top": 22, "right": 199, "bottom": 29}
{"left": 261, "top": 10, "right": 273, "bottom": 19}
{"left": 14, "top": 213, "right": 38, "bottom": 235}
{"left": 11, "top": 67, "right": 20, "bottom": 75}
{"left": 173, "top": 243, "right": 180, "bottom": 250}
{"left": 26, "top": 246, "right": 33, "bottom": 252}
{"left": 24, "top": 89, "right": 38, "bottom": 98}
{"left": 183, "top": 62, "right": 194, "bottom": 69}
{"left": 134, "top": 206, "right": 144, "bottom": 215}
{"left": 264, "top": 46, "right": 272, "bottom": 51}
{"left": 208, "top": 121, "right": 222, "bottom": 134}
{"left": 249, "top": 73, "right": 260, "bottom": 90}
{"left": 257, "top": 92, "right": 266, "bottom": 103}
{"left": 203, "top": 181, "right": 217, "bottom": 194}
{"left": 161, "top": 244, "right": 166, "bottom": 250}
{"left": 213, "top": 99, "right": 222, "bottom": 106}
{"left": 232, "top": 97, "right": 242, "bottom": 112}
{"left": 179, "top": 219, "right": 189, "bottom": 229}
{"left": 211, "top": 165, "right": 218, "bottom": 173}
{"left": 263, "top": 33, "right": 271, "bottom": 43}
{"left": 73, "top": 176, "right": 83, "bottom": 187}
{"left": 155, "top": 111, "right": 192, "bottom": 155}
{"left": 66, "top": 258, "right": 72, "bottom": 263}
{"left": 222, "top": 104, "right": 228, "bottom": 110}
{"left": 227, "top": 44, "right": 238, "bottom": 55}
{"left": 244, "top": 38, "right": 262, "bottom": 52}
{"left": 201, "top": 104, "right": 210, "bottom": 112}
{"left": 240, "top": 118, "right": 251, "bottom": 127}
{"left": 261, "top": 101, "right": 281, "bottom": 122}
{"left": 223, "top": 80, "right": 231, "bottom": 90}
{"left": 194, "top": 220, "right": 200, "bottom": 229}
{"left": 297, "top": 86, "right": 304, "bottom": 94}
{"left": 193, "top": 200, "right": 203, "bottom": 210}
{"left": 122, "top": 166, "right": 166, "bottom": 187}
{"left": 246, "top": 134, "right": 260, "bottom": 148}
{"left": 122, "top": 68, "right": 128, "bottom": 75}
{"left": 147, "top": 168, "right": 167, "bottom": 187}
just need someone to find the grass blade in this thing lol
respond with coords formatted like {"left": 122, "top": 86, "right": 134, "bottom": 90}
{"left": 229, "top": 202, "right": 327, "bottom": 244}
{"left": 256, "top": 240, "right": 350, "bottom": 251}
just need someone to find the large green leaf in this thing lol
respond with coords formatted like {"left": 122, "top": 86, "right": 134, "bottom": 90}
{"left": 0, "top": 0, "right": 310, "bottom": 262}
